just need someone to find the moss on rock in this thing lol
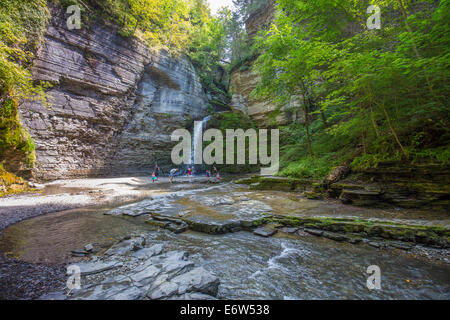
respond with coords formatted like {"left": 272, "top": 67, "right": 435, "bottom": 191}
{"left": 0, "top": 164, "right": 30, "bottom": 197}
{"left": 268, "top": 215, "right": 450, "bottom": 247}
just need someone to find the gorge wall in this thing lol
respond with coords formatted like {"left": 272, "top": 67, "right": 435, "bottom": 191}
{"left": 229, "top": 0, "right": 297, "bottom": 127}
{"left": 18, "top": 8, "right": 209, "bottom": 180}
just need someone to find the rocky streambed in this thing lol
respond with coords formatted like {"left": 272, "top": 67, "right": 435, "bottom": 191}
{"left": 0, "top": 179, "right": 449, "bottom": 300}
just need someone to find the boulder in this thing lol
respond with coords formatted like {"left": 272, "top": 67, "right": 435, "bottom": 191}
{"left": 131, "top": 244, "right": 164, "bottom": 260}
{"left": 322, "top": 231, "right": 349, "bottom": 242}
{"left": 71, "top": 260, "right": 123, "bottom": 276}
{"left": 280, "top": 227, "right": 299, "bottom": 234}
{"left": 253, "top": 225, "right": 278, "bottom": 237}
{"left": 104, "top": 237, "right": 146, "bottom": 256}
{"left": 304, "top": 228, "right": 324, "bottom": 237}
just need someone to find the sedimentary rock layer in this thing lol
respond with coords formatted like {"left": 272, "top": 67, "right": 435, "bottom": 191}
{"left": 19, "top": 8, "right": 208, "bottom": 179}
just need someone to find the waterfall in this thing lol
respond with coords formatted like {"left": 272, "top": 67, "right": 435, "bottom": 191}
{"left": 190, "top": 115, "right": 211, "bottom": 174}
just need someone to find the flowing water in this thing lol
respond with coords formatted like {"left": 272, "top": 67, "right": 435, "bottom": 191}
{"left": 0, "top": 182, "right": 449, "bottom": 299}
{"left": 190, "top": 116, "right": 211, "bottom": 174}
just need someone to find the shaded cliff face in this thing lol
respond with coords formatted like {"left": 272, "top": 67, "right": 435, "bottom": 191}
{"left": 230, "top": 64, "right": 288, "bottom": 126}
{"left": 245, "top": 0, "right": 276, "bottom": 42}
{"left": 230, "top": 0, "right": 292, "bottom": 127}
{"left": 19, "top": 10, "right": 208, "bottom": 180}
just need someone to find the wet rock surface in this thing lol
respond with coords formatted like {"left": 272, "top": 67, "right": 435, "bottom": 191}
{"left": 108, "top": 184, "right": 272, "bottom": 235}
{"left": 253, "top": 224, "right": 279, "bottom": 237}
{"left": 1, "top": 181, "right": 450, "bottom": 300}
{"left": 327, "top": 162, "right": 450, "bottom": 211}
{"left": 68, "top": 237, "right": 219, "bottom": 300}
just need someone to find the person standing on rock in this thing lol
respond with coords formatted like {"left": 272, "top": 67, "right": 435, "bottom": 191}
{"left": 187, "top": 167, "right": 192, "bottom": 177}
{"left": 212, "top": 166, "right": 218, "bottom": 177}
{"left": 169, "top": 168, "right": 178, "bottom": 184}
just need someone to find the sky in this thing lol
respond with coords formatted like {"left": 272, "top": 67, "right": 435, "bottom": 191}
{"left": 207, "top": 0, "right": 235, "bottom": 15}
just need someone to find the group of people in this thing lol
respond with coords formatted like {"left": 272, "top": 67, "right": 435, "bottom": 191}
{"left": 151, "top": 163, "right": 220, "bottom": 184}
{"left": 151, "top": 163, "right": 161, "bottom": 183}
{"left": 205, "top": 166, "right": 219, "bottom": 180}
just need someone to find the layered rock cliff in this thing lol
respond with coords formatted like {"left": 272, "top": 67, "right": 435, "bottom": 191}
{"left": 230, "top": 61, "right": 295, "bottom": 126}
{"left": 19, "top": 9, "right": 209, "bottom": 180}
{"left": 229, "top": 0, "right": 299, "bottom": 126}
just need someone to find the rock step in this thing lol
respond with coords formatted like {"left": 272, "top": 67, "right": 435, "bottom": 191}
{"left": 325, "top": 162, "right": 450, "bottom": 211}
{"left": 253, "top": 224, "right": 278, "bottom": 237}
{"left": 146, "top": 217, "right": 189, "bottom": 234}
{"left": 69, "top": 241, "right": 220, "bottom": 300}
{"left": 236, "top": 176, "right": 314, "bottom": 192}
{"left": 266, "top": 215, "right": 450, "bottom": 248}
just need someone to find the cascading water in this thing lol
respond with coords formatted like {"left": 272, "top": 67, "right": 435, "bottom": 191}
{"left": 190, "top": 115, "right": 211, "bottom": 175}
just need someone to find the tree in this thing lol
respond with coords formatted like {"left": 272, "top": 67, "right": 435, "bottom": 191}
{"left": 253, "top": 0, "right": 450, "bottom": 172}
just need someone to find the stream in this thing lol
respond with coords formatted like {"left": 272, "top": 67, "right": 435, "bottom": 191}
{"left": 0, "top": 181, "right": 449, "bottom": 300}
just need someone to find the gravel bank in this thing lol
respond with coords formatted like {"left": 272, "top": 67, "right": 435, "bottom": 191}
{"left": 0, "top": 176, "right": 159, "bottom": 231}
{"left": 0, "top": 254, "right": 66, "bottom": 300}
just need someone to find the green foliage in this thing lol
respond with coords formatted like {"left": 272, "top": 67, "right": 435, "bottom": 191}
{"left": 278, "top": 121, "right": 353, "bottom": 178}
{"left": 0, "top": 0, "right": 49, "bottom": 101}
{"left": 209, "top": 112, "right": 256, "bottom": 131}
{"left": 0, "top": 0, "right": 50, "bottom": 171}
{"left": 226, "top": 0, "right": 270, "bottom": 66}
{"left": 188, "top": 7, "right": 230, "bottom": 99}
{"left": 206, "top": 103, "right": 214, "bottom": 115}
{"left": 207, "top": 112, "right": 259, "bottom": 174}
{"left": 253, "top": 0, "right": 450, "bottom": 177}
{"left": 0, "top": 99, "right": 36, "bottom": 167}
{"left": 279, "top": 157, "right": 333, "bottom": 179}
{"left": 60, "top": 0, "right": 209, "bottom": 52}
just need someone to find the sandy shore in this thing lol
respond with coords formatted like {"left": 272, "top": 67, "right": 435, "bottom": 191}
{"left": 0, "top": 175, "right": 213, "bottom": 230}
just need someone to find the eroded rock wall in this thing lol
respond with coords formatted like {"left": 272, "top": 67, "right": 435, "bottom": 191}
{"left": 19, "top": 9, "right": 208, "bottom": 180}
{"left": 230, "top": 63, "right": 290, "bottom": 126}
{"left": 230, "top": 0, "right": 295, "bottom": 126}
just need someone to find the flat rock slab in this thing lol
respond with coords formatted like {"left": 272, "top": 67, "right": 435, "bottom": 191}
{"left": 390, "top": 242, "right": 413, "bottom": 250}
{"left": 368, "top": 241, "right": 386, "bottom": 249}
{"left": 322, "top": 231, "right": 349, "bottom": 242}
{"left": 253, "top": 226, "right": 278, "bottom": 237}
{"left": 148, "top": 267, "right": 219, "bottom": 299}
{"left": 280, "top": 227, "right": 299, "bottom": 234}
{"left": 167, "top": 292, "right": 217, "bottom": 300}
{"left": 69, "top": 242, "right": 220, "bottom": 301}
{"left": 189, "top": 195, "right": 235, "bottom": 206}
{"left": 72, "top": 260, "right": 123, "bottom": 276}
{"left": 131, "top": 244, "right": 164, "bottom": 260}
{"left": 304, "top": 228, "right": 324, "bottom": 236}
{"left": 122, "top": 211, "right": 148, "bottom": 217}
{"left": 105, "top": 237, "right": 146, "bottom": 256}
{"left": 39, "top": 291, "right": 67, "bottom": 300}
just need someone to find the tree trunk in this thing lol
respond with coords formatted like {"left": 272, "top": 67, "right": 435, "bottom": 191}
{"left": 396, "top": 0, "right": 438, "bottom": 101}
{"left": 300, "top": 86, "right": 313, "bottom": 158}
{"left": 378, "top": 101, "right": 407, "bottom": 157}
{"left": 320, "top": 110, "right": 328, "bottom": 128}
{"left": 359, "top": 101, "right": 367, "bottom": 154}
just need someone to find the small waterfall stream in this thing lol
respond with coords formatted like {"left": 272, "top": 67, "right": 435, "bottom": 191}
{"left": 190, "top": 115, "right": 211, "bottom": 174}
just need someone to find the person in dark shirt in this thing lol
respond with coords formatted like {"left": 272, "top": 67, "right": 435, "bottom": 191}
{"left": 154, "top": 163, "right": 160, "bottom": 177}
